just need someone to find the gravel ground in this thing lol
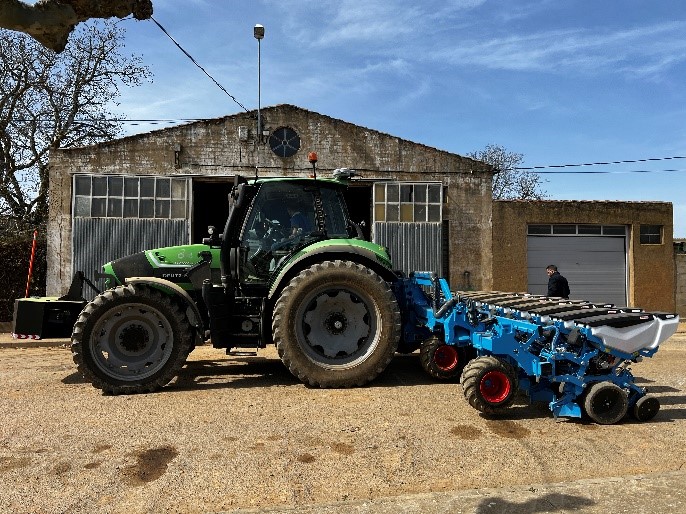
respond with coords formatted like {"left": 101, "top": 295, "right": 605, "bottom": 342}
{"left": 1, "top": 329, "right": 686, "bottom": 513}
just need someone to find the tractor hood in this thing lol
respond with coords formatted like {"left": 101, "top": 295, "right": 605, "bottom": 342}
{"left": 102, "top": 244, "right": 220, "bottom": 289}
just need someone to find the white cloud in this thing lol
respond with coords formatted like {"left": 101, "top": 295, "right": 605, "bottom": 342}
{"left": 433, "top": 22, "right": 686, "bottom": 78}
{"left": 276, "top": 0, "right": 485, "bottom": 47}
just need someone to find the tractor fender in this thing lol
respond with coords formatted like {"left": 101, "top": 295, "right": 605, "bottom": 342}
{"left": 267, "top": 244, "right": 397, "bottom": 302}
{"left": 125, "top": 277, "right": 204, "bottom": 333}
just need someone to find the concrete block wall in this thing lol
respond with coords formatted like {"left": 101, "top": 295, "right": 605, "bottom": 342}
{"left": 492, "top": 200, "right": 675, "bottom": 312}
{"left": 676, "top": 253, "right": 686, "bottom": 317}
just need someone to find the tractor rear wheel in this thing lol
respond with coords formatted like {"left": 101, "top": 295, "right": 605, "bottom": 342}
{"left": 71, "top": 284, "right": 193, "bottom": 394}
{"left": 273, "top": 260, "right": 401, "bottom": 387}
{"left": 461, "top": 356, "right": 518, "bottom": 414}
{"left": 420, "top": 337, "right": 467, "bottom": 381}
{"left": 583, "top": 382, "right": 628, "bottom": 425}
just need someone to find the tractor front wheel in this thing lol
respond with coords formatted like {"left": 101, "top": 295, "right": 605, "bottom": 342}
{"left": 273, "top": 260, "right": 401, "bottom": 387}
{"left": 461, "top": 356, "right": 519, "bottom": 414}
{"left": 71, "top": 284, "right": 193, "bottom": 394}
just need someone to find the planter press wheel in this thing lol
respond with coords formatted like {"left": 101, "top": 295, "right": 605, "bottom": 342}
{"left": 461, "top": 356, "right": 519, "bottom": 414}
{"left": 420, "top": 336, "right": 468, "bottom": 380}
{"left": 632, "top": 395, "right": 660, "bottom": 422}
{"left": 583, "top": 382, "right": 629, "bottom": 425}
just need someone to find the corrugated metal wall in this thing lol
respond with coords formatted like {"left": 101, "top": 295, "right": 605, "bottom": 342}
{"left": 373, "top": 222, "right": 442, "bottom": 275}
{"left": 73, "top": 218, "right": 189, "bottom": 298}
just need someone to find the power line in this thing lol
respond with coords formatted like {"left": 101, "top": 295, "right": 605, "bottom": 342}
{"left": 149, "top": 16, "right": 249, "bottom": 113}
{"left": 516, "top": 155, "right": 686, "bottom": 170}
{"left": 532, "top": 168, "right": 686, "bottom": 175}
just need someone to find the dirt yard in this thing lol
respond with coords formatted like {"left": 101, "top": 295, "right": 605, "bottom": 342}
{"left": 2, "top": 331, "right": 686, "bottom": 513}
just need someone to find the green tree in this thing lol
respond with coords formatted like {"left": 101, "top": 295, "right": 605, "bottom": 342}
{"left": 468, "top": 144, "right": 547, "bottom": 200}
{"left": 0, "top": 20, "right": 150, "bottom": 226}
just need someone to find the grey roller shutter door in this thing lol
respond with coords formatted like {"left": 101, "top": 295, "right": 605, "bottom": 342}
{"left": 527, "top": 235, "right": 627, "bottom": 306}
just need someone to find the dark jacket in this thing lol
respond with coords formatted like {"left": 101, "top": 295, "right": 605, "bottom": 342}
{"left": 547, "top": 271, "right": 570, "bottom": 299}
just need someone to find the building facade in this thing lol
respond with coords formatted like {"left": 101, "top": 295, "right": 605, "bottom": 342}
{"left": 46, "top": 105, "right": 677, "bottom": 312}
{"left": 47, "top": 105, "right": 493, "bottom": 296}
{"left": 493, "top": 200, "right": 675, "bottom": 311}
{"left": 676, "top": 240, "right": 686, "bottom": 317}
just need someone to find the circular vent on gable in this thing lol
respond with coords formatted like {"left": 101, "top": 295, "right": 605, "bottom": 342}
{"left": 269, "top": 127, "right": 301, "bottom": 158}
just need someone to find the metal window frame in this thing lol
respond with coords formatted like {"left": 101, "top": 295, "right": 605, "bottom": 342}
{"left": 372, "top": 181, "right": 443, "bottom": 223}
{"left": 72, "top": 174, "right": 189, "bottom": 220}
{"left": 639, "top": 224, "right": 663, "bottom": 245}
{"left": 526, "top": 224, "right": 627, "bottom": 237}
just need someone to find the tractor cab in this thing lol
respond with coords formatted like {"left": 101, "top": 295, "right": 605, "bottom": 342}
{"left": 233, "top": 178, "right": 354, "bottom": 290}
{"left": 201, "top": 174, "right": 371, "bottom": 348}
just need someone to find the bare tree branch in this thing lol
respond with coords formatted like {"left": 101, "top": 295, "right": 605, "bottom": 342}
{"left": 468, "top": 144, "right": 548, "bottom": 200}
{"left": 0, "top": 20, "right": 150, "bottom": 225}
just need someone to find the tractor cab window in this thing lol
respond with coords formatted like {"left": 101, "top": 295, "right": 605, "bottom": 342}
{"left": 239, "top": 181, "right": 350, "bottom": 285}
{"left": 240, "top": 182, "right": 311, "bottom": 284}
{"left": 318, "top": 187, "right": 349, "bottom": 238}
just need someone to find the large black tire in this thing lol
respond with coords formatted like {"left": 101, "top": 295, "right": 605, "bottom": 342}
{"left": 71, "top": 284, "right": 193, "bottom": 394}
{"left": 420, "top": 336, "right": 468, "bottom": 381}
{"left": 461, "top": 356, "right": 519, "bottom": 414}
{"left": 583, "top": 382, "right": 628, "bottom": 425}
{"left": 272, "top": 260, "right": 401, "bottom": 387}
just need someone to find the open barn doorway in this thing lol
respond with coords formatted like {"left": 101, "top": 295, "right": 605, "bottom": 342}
{"left": 343, "top": 182, "right": 373, "bottom": 241}
{"left": 191, "top": 178, "right": 235, "bottom": 243}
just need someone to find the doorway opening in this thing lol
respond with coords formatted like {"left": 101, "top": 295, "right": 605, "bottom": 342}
{"left": 191, "top": 178, "right": 235, "bottom": 243}
{"left": 343, "top": 183, "right": 372, "bottom": 241}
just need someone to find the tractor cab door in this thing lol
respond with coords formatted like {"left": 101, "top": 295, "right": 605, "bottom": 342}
{"left": 237, "top": 181, "right": 349, "bottom": 289}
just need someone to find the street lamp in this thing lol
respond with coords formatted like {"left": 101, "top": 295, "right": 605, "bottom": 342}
{"left": 254, "top": 23, "right": 264, "bottom": 177}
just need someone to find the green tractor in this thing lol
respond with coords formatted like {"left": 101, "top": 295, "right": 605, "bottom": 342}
{"left": 71, "top": 171, "right": 405, "bottom": 394}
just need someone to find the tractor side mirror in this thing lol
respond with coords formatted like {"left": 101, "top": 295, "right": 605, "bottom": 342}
{"left": 202, "top": 225, "right": 222, "bottom": 246}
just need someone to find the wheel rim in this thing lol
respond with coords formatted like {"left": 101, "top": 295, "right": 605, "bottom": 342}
{"left": 89, "top": 302, "right": 174, "bottom": 382}
{"left": 296, "top": 285, "right": 378, "bottom": 369}
{"left": 433, "top": 345, "right": 459, "bottom": 372}
{"left": 480, "top": 370, "right": 511, "bottom": 403}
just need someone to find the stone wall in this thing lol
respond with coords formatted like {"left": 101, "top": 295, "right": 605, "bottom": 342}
{"left": 47, "top": 104, "right": 493, "bottom": 295}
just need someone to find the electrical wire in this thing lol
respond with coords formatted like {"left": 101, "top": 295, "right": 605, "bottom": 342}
{"left": 149, "top": 16, "right": 249, "bottom": 113}
{"left": 529, "top": 168, "right": 686, "bottom": 175}
{"left": 516, "top": 155, "right": 686, "bottom": 170}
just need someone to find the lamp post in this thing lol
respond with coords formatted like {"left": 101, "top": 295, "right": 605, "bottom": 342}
{"left": 254, "top": 24, "right": 264, "bottom": 176}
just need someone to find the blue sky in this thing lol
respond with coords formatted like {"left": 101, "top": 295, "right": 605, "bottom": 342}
{"left": 103, "top": 0, "right": 685, "bottom": 236}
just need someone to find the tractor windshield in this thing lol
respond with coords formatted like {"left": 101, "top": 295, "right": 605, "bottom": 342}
{"left": 240, "top": 181, "right": 349, "bottom": 284}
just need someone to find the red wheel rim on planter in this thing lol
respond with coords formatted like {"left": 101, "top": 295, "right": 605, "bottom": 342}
{"left": 433, "top": 345, "right": 459, "bottom": 372}
{"left": 480, "top": 370, "right": 511, "bottom": 403}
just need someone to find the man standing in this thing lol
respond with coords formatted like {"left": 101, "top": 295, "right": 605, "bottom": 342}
{"left": 546, "top": 265, "right": 570, "bottom": 299}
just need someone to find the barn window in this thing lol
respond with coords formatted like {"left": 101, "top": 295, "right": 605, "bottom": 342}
{"left": 640, "top": 225, "right": 662, "bottom": 245}
{"left": 73, "top": 175, "right": 188, "bottom": 219}
{"left": 373, "top": 182, "right": 442, "bottom": 222}
{"left": 268, "top": 127, "right": 301, "bottom": 158}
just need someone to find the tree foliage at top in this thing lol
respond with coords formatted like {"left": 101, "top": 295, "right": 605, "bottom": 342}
{"left": 0, "top": 20, "right": 150, "bottom": 226}
{"left": 468, "top": 143, "right": 547, "bottom": 200}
